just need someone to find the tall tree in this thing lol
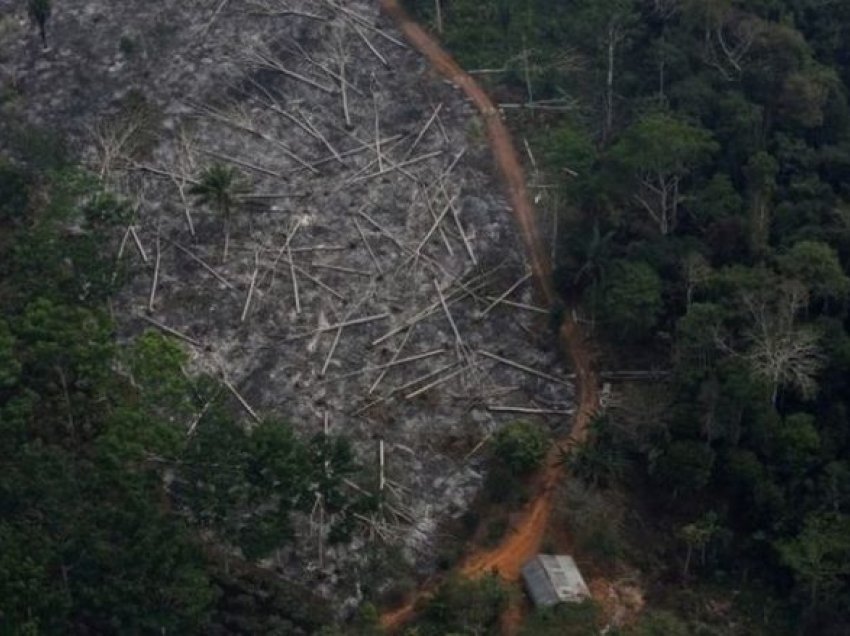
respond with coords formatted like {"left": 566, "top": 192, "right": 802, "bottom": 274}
{"left": 684, "top": 0, "right": 761, "bottom": 80}
{"left": 571, "top": 0, "right": 638, "bottom": 141}
{"left": 778, "top": 240, "right": 850, "bottom": 307}
{"left": 611, "top": 113, "right": 717, "bottom": 235}
{"left": 744, "top": 151, "right": 779, "bottom": 256}
{"left": 678, "top": 512, "right": 721, "bottom": 579}
{"left": 777, "top": 513, "right": 850, "bottom": 607}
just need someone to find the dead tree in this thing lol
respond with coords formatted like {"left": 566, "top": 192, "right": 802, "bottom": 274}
{"left": 741, "top": 285, "right": 824, "bottom": 405}
{"left": 717, "top": 283, "right": 825, "bottom": 405}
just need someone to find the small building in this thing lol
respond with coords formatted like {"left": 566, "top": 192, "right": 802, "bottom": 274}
{"left": 521, "top": 554, "right": 591, "bottom": 607}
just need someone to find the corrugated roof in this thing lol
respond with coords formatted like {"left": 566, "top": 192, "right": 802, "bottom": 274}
{"left": 521, "top": 554, "right": 590, "bottom": 607}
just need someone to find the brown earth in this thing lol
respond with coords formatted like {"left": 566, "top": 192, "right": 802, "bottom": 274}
{"left": 377, "top": 1, "right": 599, "bottom": 632}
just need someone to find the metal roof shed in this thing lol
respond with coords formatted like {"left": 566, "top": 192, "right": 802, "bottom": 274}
{"left": 521, "top": 554, "right": 591, "bottom": 607}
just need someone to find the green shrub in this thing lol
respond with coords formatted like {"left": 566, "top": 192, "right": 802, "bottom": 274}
{"left": 415, "top": 574, "right": 507, "bottom": 636}
{"left": 624, "top": 610, "right": 690, "bottom": 636}
{"left": 0, "top": 162, "right": 30, "bottom": 225}
{"left": 493, "top": 420, "right": 549, "bottom": 474}
{"left": 519, "top": 601, "right": 600, "bottom": 636}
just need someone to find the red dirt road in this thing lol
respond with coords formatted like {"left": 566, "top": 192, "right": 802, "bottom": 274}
{"left": 377, "top": 1, "right": 598, "bottom": 632}
{"left": 377, "top": 0, "right": 554, "bottom": 305}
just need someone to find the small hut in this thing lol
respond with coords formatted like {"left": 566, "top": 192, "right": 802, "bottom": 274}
{"left": 521, "top": 554, "right": 591, "bottom": 607}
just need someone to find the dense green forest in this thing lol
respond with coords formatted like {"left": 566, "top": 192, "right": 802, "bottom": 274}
{"left": 0, "top": 130, "right": 383, "bottom": 633}
{"left": 404, "top": 0, "right": 850, "bottom": 633}
{"left": 6, "top": 0, "right": 850, "bottom": 633}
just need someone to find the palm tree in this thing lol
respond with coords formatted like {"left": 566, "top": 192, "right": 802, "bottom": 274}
{"left": 27, "top": 0, "right": 51, "bottom": 48}
{"left": 189, "top": 164, "right": 243, "bottom": 262}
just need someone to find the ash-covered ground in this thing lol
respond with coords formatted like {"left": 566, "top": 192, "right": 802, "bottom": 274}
{"left": 1, "top": 0, "right": 573, "bottom": 600}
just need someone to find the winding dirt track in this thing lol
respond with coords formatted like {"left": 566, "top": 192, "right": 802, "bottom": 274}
{"left": 377, "top": 1, "right": 598, "bottom": 631}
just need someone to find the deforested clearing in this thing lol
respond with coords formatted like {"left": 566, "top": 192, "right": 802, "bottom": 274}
{"left": 0, "top": 0, "right": 571, "bottom": 603}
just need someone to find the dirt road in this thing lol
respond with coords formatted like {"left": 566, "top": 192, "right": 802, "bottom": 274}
{"left": 377, "top": 1, "right": 598, "bottom": 631}
{"left": 377, "top": 0, "right": 553, "bottom": 305}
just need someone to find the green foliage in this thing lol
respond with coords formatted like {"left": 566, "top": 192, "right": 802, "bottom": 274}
{"left": 598, "top": 260, "right": 663, "bottom": 339}
{"left": 190, "top": 163, "right": 242, "bottom": 219}
{"left": 0, "top": 443, "right": 217, "bottom": 633}
{"left": 776, "top": 513, "right": 850, "bottom": 605}
{"left": 483, "top": 517, "right": 509, "bottom": 547}
{"left": 772, "top": 413, "right": 821, "bottom": 473}
{"left": 609, "top": 113, "right": 717, "bottom": 234}
{"left": 691, "top": 173, "right": 745, "bottom": 228}
{"left": 8, "top": 0, "right": 850, "bottom": 629}
{"left": 0, "top": 168, "right": 127, "bottom": 310}
{"left": 0, "top": 321, "right": 20, "bottom": 389}
{"left": 482, "top": 460, "right": 528, "bottom": 507}
{"left": 16, "top": 297, "right": 113, "bottom": 381}
{"left": 182, "top": 416, "right": 299, "bottom": 558}
{"left": 519, "top": 601, "right": 600, "bottom": 635}
{"left": 306, "top": 432, "right": 359, "bottom": 515}
{"left": 677, "top": 511, "right": 727, "bottom": 579}
{"left": 0, "top": 148, "right": 352, "bottom": 632}
{"left": 568, "top": 416, "right": 627, "bottom": 488}
{"left": 27, "top": 0, "right": 51, "bottom": 23}
{"left": 0, "top": 161, "right": 30, "bottom": 224}
{"left": 127, "top": 330, "right": 194, "bottom": 413}
{"left": 414, "top": 575, "right": 507, "bottom": 635}
{"left": 539, "top": 120, "right": 596, "bottom": 176}
{"left": 622, "top": 610, "right": 690, "bottom": 635}
{"left": 119, "top": 35, "right": 137, "bottom": 57}
{"left": 190, "top": 163, "right": 246, "bottom": 260}
{"left": 492, "top": 420, "right": 549, "bottom": 474}
{"left": 778, "top": 241, "right": 850, "bottom": 302}
{"left": 611, "top": 113, "right": 718, "bottom": 183}
{"left": 654, "top": 440, "right": 715, "bottom": 495}
{"left": 0, "top": 520, "right": 69, "bottom": 633}
{"left": 537, "top": 120, "right": 597, "bottom": 201}
{"left": 404, "top": 0, "right": 850, "bottom": 628}
{"left": 674, "top": 303, "right": 724, "bottom": 375}
{"left": 180, "top": 415, "right": 361, "bottom": 560}
{"left": 778, "top": 67, "right": 837, "bottom": 129}
{"left": 560, "top": 481, "right": 627, "bottom": 562}
{"left": 1, "top": 116, "right": 70, "bottom": 173}
{"left": 208, "top": 563, "right": 334, "bottom": 635}
{"left": 316, "top": 603, "right": 383, "bottom": 636}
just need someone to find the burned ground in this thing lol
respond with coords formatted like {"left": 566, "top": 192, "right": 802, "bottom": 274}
{"left": 0, "top": 0, "right": 573, "bottom": 602}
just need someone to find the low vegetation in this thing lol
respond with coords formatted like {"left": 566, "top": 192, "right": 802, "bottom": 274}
{"left": 492, "top": 419, "right": 549, "bottom": 474}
